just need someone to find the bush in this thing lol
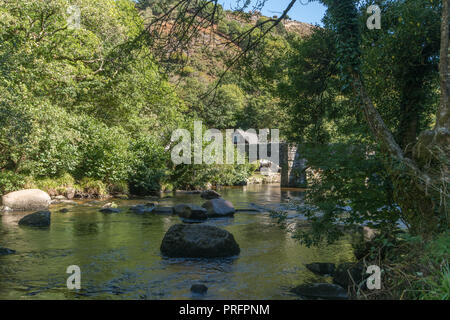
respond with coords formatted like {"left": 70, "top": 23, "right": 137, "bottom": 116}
{"left": 79, "top": 177, "right": 107, "bottom": 197}
{"left": 128, "top": 135, "right": 170, "bottom": 195}
{"left": 0, "top": 171, "right": 27, "bottom": 196}
{"left": 217, "top": 21, "right": 230, "bottom": 35}
{"left": 286, "top": 144, "right": 401, "bottom": 246}
{"left": 108, "top": 181, "right": 129, "bottom": 195}
{"left": 75, "top": 117, "right": 131, "bottom": 183}
{"left": 180, "top": 66, "right": 195, "bottom": 77}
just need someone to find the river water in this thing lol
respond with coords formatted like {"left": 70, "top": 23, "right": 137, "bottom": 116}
{"left": 0, "top": 184, "right": 355, "bottom": 300}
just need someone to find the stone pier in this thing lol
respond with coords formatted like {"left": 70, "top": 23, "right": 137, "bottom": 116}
{"left": 280, "top": 143, "right": 307, "bottom": 188}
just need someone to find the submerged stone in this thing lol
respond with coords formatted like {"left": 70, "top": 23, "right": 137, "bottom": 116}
{"left": 200, "top": 190, "right": 221, "bottom": 200}
{"left": 99, "top": 208, "right": 121, "bottom": 213}
{"left": 291, "top": 283, "right": 348, "bottom": 300}
{"left": 0, "top": 247, "right": 16, "bottom": 255}
{"left": 306, "top": 263, "right": 336, "bottom": 276}
{"left": 173, "top": 204, "right": 207, "bottom": 220}
{"left": 18, "top": 210, "right": 51, "bottom": 227}
{"left": 191, "top": 284, "right": 208, "bottom": 295}
{"left": 130, "top": 205, "right": 155, "bottom": 214}
{"left": 202, "top": 198, "right": 235, "bottom": 218}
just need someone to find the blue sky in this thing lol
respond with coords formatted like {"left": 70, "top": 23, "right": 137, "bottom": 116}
{"left": 218, "top": 0, "right": 327, "bottom": 25}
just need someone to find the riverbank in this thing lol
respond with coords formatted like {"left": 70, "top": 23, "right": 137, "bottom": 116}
{"left": 0, "top": 172, "right": 282, "bottom": 204}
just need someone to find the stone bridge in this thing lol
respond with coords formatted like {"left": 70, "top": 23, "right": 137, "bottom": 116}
{"left": 235, "top": 142, "right": 306, "bottom": 188}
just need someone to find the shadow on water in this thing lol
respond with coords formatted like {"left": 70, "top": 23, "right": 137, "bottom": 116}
{"left": 0, "top": 184, "right": 355, "bottom": 300}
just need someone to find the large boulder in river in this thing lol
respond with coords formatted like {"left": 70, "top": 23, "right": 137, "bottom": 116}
{"left": 200, "top": 190, "right": 221, "bottom": 200}
{"left": 160, "top": 224, "right": 240, "bottom": 258}
{"left": 202, "top": 198, "right": 235, "bottom": 218}
{"left": 291, "top": 283, "right": 348, "bottom": 300}
{"left": 18, "top": 210, "right": 51, "bottom": 227}
{"left": 1, "top": 189, "right": 51, "bottom": 211}
{"left": 173, "top": 204, "right": 207, "bottom": 221}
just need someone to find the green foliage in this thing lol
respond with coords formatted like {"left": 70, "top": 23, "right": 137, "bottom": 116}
{"left": 277, "top": 28, "right": 341, "bottom": 143}
{"left": 171, "top": 162, "right": 254, "bottom": 190}
{"left": 205, "top": 84, "right": 246, "bottom": 129}
{"left": 0, "top": 0, "right": 188, "bottom": 196}
{"left": 31, "top": 173, "right": 77, "bottom": 195}
{"left": 360, "top": 0, "right": 441, "bottom": 147}
{"left": 418, "top": 232, "right": 450, "bottom": 300}
{"left": 420, "top": 265, "right": 450, "bottom": 300}
{"left": 75, "top": 117, "right": 131, "bottom": 183}
{"left": 290, "top": 144, "right": 401, "bottom": 246}
{"left": 79, "top": 177, "right": 107, "bottom": 196}
{"left": 128, "top": 135, "right": 170, "bottom": 195}
{"left": 0, "top": 171, "right": 27, "bottom": 195}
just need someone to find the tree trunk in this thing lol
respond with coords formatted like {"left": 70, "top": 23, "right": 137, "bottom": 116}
{"left": 435, "top": 0, "right": 449, "bottom": 132}
{"left": 347, "top": 1, "right": 450, "bottom": 236}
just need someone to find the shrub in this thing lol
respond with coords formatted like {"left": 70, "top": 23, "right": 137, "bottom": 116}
{"left": 180, "top": 66, "right": 195, "bottom": 77}
{"left": 288, "top": 144, "right": 401, "bottom": 246}
{"left": 75, "top": 117, "right": 131, "bottom": 183}
{"left": 31, "top": 173, "right": 77, "bottom": 196}
{"left": 217, "top": 20, "right": 229, "bottom": 35}
{"left": 108, "top": 181, "right": 129, "bottom": 195}
{"left": 0, "top": 171, "right": 27, "bottom": 196}
{"left": 128, "top": 135, "right": 170, "bottom": 195}
{"left": 79, "top": 177, "right": 107, "bottom": 196}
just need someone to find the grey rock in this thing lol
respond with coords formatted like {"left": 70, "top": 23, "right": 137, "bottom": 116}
{"left": 2, "top": 189, "right": 51, "bottom": 211}
{"left": 59, "top": 208, "right": 70, "bottom": 213}
{"left": 291, "top": 283, "right": 348, "bottom": 300}
{"left": 181, "top": 219, "right": 206, "bottom": 224}
{"left": 102, "top": 202, "right": 117, "bottom": 209}
{"left": 145, "top": 202, "right": 157, "bottom": 207}
{"left": 130, "top": 204, "right": 155, "bottom": 214}
{"left": 18, "top": 210, "right": 51, "bottom": 227}
{"left": 173, "top": 204, "right": 207, "bottom": 220}
{"left": 200, "top": 190, "right": 221, "bottom": 200}
{"left": 191, "top": 284, "right": 208, "bottom": 295}
{"left": 99, "top": 208, "right": 121, "bottom": 214}
{"left": 65, "top": 187, "right": 75, "bottom": 200}
{"left": 306, "top": 263, "right": 336, "bottom": 276}
{"left": 160, "top": 224, "right": 240, "bottom": 258}
{"left": 0, "top": 247, "right": 16, "bottom": 255}
{"left": 154, "top": 207, "right": 174, "bottom": 215}
{"left": 202, "top": 198, "right": 235, "bottom": 218}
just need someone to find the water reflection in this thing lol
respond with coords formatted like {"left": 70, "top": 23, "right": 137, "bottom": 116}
{"left": 0, "top": 184, "right": 354, "bottom": 300}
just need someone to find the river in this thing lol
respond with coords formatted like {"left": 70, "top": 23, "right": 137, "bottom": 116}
{"left": 0, "top": 184, "right": 355, "bottom": 299}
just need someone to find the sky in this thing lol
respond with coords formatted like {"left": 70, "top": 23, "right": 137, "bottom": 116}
{"left": 218, "top": 0, "right": 327, "bottom": 25}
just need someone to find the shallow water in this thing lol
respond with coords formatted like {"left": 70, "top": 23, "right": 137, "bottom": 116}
{"left": 0, "top": 184, "right": 355, "bottom": 300}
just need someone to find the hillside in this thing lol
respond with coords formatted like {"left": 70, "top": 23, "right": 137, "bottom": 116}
{"left": 140, "top": 5, "right": 315, "bottom": 131}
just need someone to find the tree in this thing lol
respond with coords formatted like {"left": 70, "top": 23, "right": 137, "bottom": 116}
{"left": 321, "top": 0, "right": 448, "bottom": 236}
